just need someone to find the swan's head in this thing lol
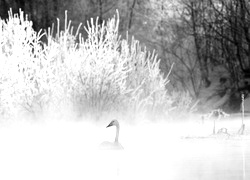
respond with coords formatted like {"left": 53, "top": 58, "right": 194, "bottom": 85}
{"left": 106, "top": 119, "right": 119, "bottom": 128}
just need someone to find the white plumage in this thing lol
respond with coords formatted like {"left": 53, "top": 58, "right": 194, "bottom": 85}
{"left": 99, "top": 119, "right": 124, "bottom": 150}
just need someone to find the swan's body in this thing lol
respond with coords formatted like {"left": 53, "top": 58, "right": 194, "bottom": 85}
{"left": 100, "top": 141, "right": 124, "bottom": 150}
{"left": 99, "top": 119, "right": 124, "bottom": 150}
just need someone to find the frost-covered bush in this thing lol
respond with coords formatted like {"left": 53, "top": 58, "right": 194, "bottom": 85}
{"left": 121, "top": 37, "right": 173, "bottom": 118}
{"left": 169, "top": 91, "right": 198, "bottom": 119}
{"left": 0, "top": 9, "right": 47, "bottom": 119}
{"left": 68, "top": 12, "right": 173, "bottom": 119}
{"left": 69, "top": 15, "right": 130, "bottom": 117}
{"left": 0, "top": 9, "right": 174, "bottom": 120}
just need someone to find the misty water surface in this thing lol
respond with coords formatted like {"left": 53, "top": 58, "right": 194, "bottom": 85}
{"left": 0, "top": 117, "right": 249, "bottom": 180}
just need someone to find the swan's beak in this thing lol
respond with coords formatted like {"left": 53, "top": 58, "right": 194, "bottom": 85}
{"left": 106, "top": 122, "right": 113, "bottom": 128}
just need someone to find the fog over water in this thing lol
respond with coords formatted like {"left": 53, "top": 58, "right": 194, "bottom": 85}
{"left": 0, "top": 116, "right": 249, "bottom": 180}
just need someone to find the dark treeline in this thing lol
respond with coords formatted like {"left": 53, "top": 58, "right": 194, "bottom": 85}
{"left": 0, "top": 0, "right": 59, "bottom": 31}
{"left": 1, "top": 0, "right": 250, "bottom": 112}
{"left": 185, "top": 0, "right": 250, "bottom": 91}
{"left": 0, "top": 0, "right": 133, "bottom": 34}
{"left": 178, "top": 0, "right": 250, "bottom": 111}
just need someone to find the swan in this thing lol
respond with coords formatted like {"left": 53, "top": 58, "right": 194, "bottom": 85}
{"left": 99, "top": 119, "right": 124, "bottom": 150}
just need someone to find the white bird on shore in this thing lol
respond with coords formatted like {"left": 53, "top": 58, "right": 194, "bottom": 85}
{"left": 99, "top": 119, "right": 124, "bottom": 150}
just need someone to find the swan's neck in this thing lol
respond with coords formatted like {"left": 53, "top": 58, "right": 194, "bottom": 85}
{"left": 115, "top": 124, "right": 120, "bottom": 143}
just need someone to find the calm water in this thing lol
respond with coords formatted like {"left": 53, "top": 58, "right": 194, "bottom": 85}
{"left": 0, "top": 119, "right": 249, "bottom": 180}
{"left": 97, "top": 139, "right": 250, "bottom": 180}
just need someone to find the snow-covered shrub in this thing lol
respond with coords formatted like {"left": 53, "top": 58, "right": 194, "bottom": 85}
{"left": 169, "top": 91, "right": 198, "bottom": 119}
{"left": 42, "top": 11, "right": 83, "bottom": 118}
{"left": 67, "top": 14, "right": 130, "bottom": 118}
{"left": 120, "top": 37, "right": 173, "bottom": 119}
{"left": 68, "top": 12, "right": 173, "bottom": 119}
{"left": 0, "top": 9, "right": 46, "bottom": 119}
{"left": 0, "top": 9, "right": 174, "bottom": 120}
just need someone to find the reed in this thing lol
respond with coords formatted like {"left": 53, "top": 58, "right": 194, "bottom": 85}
{"left": 238, "top": 93, "right": 245, "bottom": 135}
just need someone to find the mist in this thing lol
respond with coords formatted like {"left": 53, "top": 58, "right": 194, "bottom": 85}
{"left": 0, "top": 115, "right": 249, "bottom": 180}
